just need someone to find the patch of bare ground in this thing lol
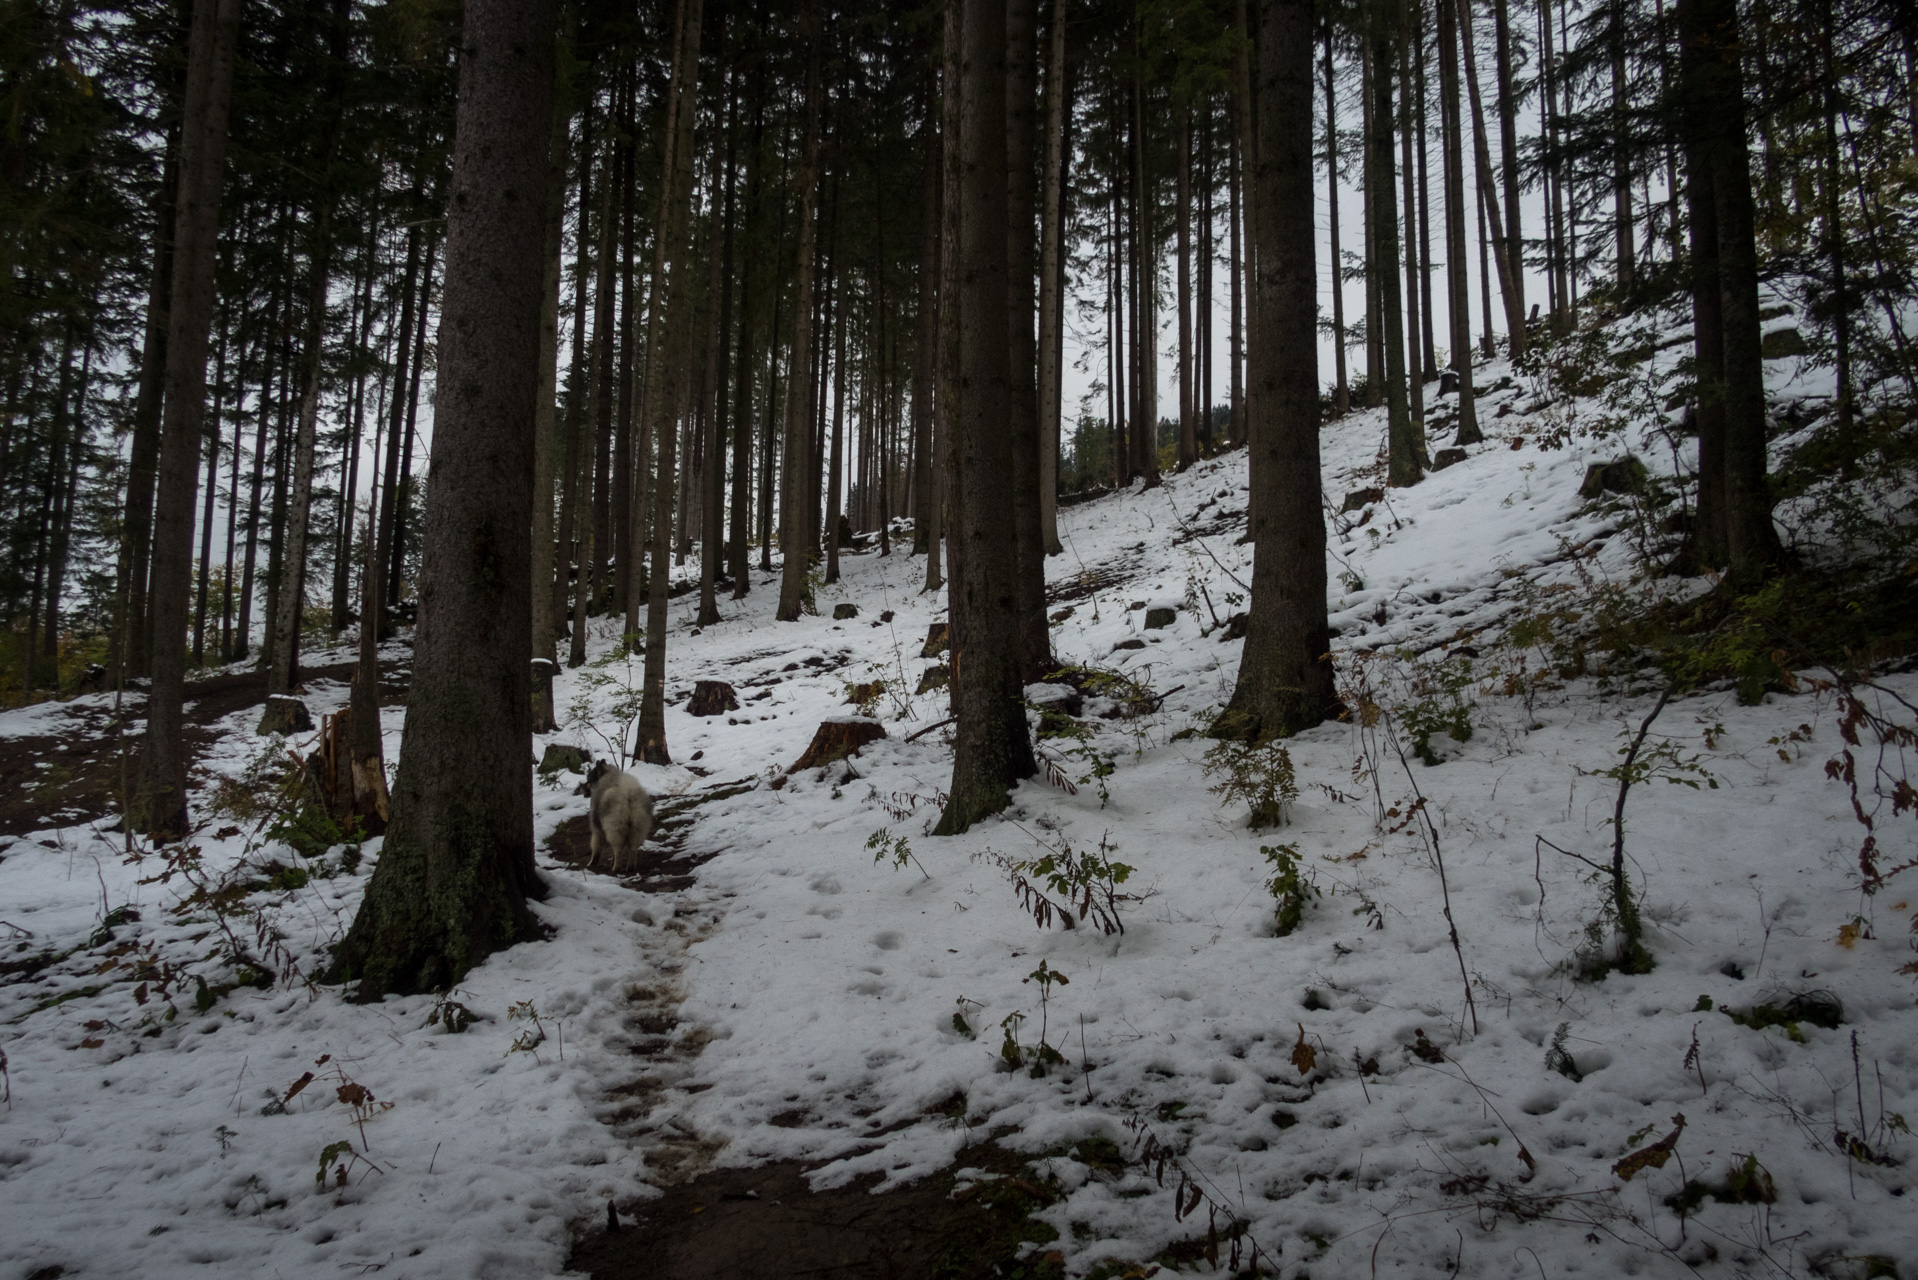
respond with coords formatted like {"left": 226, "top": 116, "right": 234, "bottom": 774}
{"left": 567, "top": 1138, "right": 1070, "bottom": 1280}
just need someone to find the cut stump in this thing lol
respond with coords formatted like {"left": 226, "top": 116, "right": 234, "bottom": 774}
{"left": 688, "top": 680, "right": 739, "bottom": 717}
{"left": 258, "top": 695, "right": 313, "bottom": 737}
{"left": 792, "top": 717, "right": 887, "bottom": 771}
{"left": 920, "top": 622, "right": 949, "bottom": 658}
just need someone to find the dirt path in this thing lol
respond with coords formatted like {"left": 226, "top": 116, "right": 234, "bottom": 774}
{"left": 0, "top": 659, "right": 408, "bottom": 840}
{"left": 552, "top": 781, "right": 1076, "bottom": 1280}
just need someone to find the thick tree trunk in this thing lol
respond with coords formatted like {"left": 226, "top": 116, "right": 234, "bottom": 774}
{"left": 1679, "top": 25, "right": 1726, "bottom": 574}
{"left": 1219, "top": 0, "right": 1336, "bottom": 742}
{"left": 928, "top": 0, "right": 961, "bottom": 597}
{"left": 331, "top": 0, "right": 556, "bottom": 998}
{"left": 700, "top": 66, "right": 738, "bottom": 626}
{"left": 1493, "top": 0, "right": 1526, "bottom": 334}
{"left": 1398, "top": 14, "right": 1424, "bottom": 430}
{"left": 936, "top": 0, "right": 1035, "bottom": 835}
{"left": 133, "top": 0, "right": 242, "bottom": 839}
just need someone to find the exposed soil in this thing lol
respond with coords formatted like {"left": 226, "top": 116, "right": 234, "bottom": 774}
{"left": 0, "top": 658, "right": 409, "bottom": 840}
{"left": 567, "top": 1139, "right": 1071, "bottom": 1280}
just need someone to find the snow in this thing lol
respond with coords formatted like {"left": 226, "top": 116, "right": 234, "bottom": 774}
{"left": 3, "top": 325, "right": 1915, "bottom": 1279}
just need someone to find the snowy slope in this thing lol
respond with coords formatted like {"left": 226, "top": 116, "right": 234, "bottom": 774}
{"left": 2, "top": 328, "right": 1915, "bottom": 1280}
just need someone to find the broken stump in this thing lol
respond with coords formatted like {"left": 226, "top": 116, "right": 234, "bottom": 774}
{"left": 688, "top": 680, "right": 740, "bottom": 717}
{"left": 792, "top": 717, "right": 888, "bottom": 771}
{"left": 920, "top": 622, "right": 949, "bottom": 658}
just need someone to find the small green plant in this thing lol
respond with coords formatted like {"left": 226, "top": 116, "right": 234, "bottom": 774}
{"left": 1397, "top": 652, "right": 1477, "bottom": 766}
{"left": 1545, "top": 1022, "right": 1582, "bottom": 1081}
{"left": 506, "top": 999, "right": 548, "bottom": 1055}
{"left": 998, "top": 961, "right": 1070, "bottom": 1077}
{"left": 952, "top": 996, "right": 982, "bottom": 1039}
{"left": 980, "top": 832, "right": 1140, "bottom": 935}
{"left": 1261, "top": 843, "right": 1318, "bottom": 936}
{"left": 314, "top": 1139, "right": 383, "bottom": 1191}
{"left": 1040, "top": 716, "right": 1114, "bottom": 806}
{"left": 1202, "top": 738, "right": 1298, "bottom": 828}
{"left": 867, "top": 828, "right": 929, "bottom": 879}
{"left": 844, "top": 676, "right": 887, "bottom": 716}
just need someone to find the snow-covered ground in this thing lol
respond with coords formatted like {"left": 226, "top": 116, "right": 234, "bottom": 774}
{"left": 3, "top": 324, "right": 1915, "bottom": 1279}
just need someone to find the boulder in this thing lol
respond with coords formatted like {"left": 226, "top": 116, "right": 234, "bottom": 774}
{"left": 538, "top": 743, "right": 590, "bottom": 775}
{"left": 1144, "top": 606, "right": 1177, "bottom": 630}
{"left": 792, "top": 717, "right": 887, "bottom": 771}
{"left": 1432, "top": 447, "right": 1468, "bottom": 471}
{"left": 257, "top": 695, "right": 313, "bottom": 737}
{"left": 920, "top": 622, "right": 950, "bottom": 658}
{"left": 833, "top": 602, "right": 859, "bottom": 620}
{"left": 688, "top": 680, "right": 740, "bottom": 717}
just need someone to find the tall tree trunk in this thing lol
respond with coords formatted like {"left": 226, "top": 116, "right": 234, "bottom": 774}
{"left": 1690, "top": 0, "right": 1778, "bottom": 583}
{"left": 1326, "top": 33, "right": 1349, "bottom": 416}
{"left": 637, "top": 0, "right": 708, "bottom": 760}
{"left": 552, "top": 107, "right": 594, "bottom": 641}
{"left": 1439, "top": 0, "right": 1480, "bottom": 444}
{"left": 936, "top": 0, "right": 1035, "bottom": 834}
{"left": 1415, "top": 8, "right": 1437, "bottom": 377}
{"left": 1492, "top": 0, "right": 1525, "bottom": 333}
{"left": 776, "top": 0, "right": 823, "bottom": 624}
{"left": 929, "top": 0, "right": 961, "bottom": 597}
{"left": 331, "top": 0, "right": 556, "bottom": 999}
{"left": 120, "top": 117, "right": 181, "bottom": 683}
{"left": 1371, "top": 3, "right": 1418, "bottom": 487}
{"left": 1456, "top": 1, "right": 1525, "bottom": 356}
{"left": 700, "top": 62, "right": 737, "bottom": 626}
{"left": 133, "top": 0, "right": 242, "bottom": 839}
{"left": 911, "top": 88, "right": 940, "bottom": 562}
{"left": 1007, "top": 0, "right": 1052, "bottom": 681}
{"left": 530, "top": 58, "right": 572, "bottom": 736}
{"left": 1177, "top": 105, "right": 1195, "bottom": 469}
{"left": 1220, "top": 0, "right": 1336, "bottom": 742}
{"left": 1036, "top": 0, "right": 1066, "bottom": 552}
{"left": 1611, "top": 0, "right": 1635, "bottom": 294}
{"left": 1398, "top": 9, "right": 1424, "bottom": 430}
{"left": 729, "top": 64, "right": 766, "bottom": 599}
{"left": 1677, "top": 13, "right": 1726, "bottom": 574}
{"left": 374, "top": 213, "right": 423, "bottom": 641}
{"left": 193, "top": 314, "right": 226, "bottom": 667}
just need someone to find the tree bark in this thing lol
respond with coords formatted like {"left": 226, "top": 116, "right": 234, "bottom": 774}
{"left": 936, "top": 0, "right": 1035, "bottom": 835}
{"left": 133, "top": 0, "right": 242, "bottom": 839}
{"left": 530, "top": 52, "right": 572, "bottom": 735}
{"left": 1219, "top": 0, "right": 1336, "bottom": 743}
{"left": 332, "top": 0, "right": 556, "bottom": 998}
{"left": 911, "top": 87, "right": 939, "bottom": 562}
{"left": 1326, "top": 33, "right": 1348, "bottom": 416}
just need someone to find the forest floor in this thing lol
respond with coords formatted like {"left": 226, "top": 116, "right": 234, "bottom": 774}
{"left": 3, "top": 303, "right": 1916, "bottom": 1280}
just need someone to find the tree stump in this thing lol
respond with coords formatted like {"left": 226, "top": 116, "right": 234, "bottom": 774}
{"left": 258, "top": 694, "right": 313, "bottom": 737}
{"left": 305, "top": 706, "right": 388, "bottom": 837}
{"left": 688, "top": 680, "right": 739, "bottom": 717}
{"left": 1432, "top": 448, "right": 1468, "bottom": 471}
{"left": 792, "top": 717, "right": 887, "bottom": 770}
{"left": 1144, "top": 606, "right": 1177, "bottom": 630}
{"left": 1578, "top": 456, "right": 1647, "bottom": 499}
{"left": 920, "top": 622, "right": 949, "bottom": 658}
{"left": 538, "top": 743, "right": 589, "bottom": 775}
{"left": 531, "top": 658, "right": 558, "bottom": 734}
{"left": 1341, "top": 487, "right": 1384, "bottom": 513}
{"left": 833, "top": 602, "right": 859, "bottom": 620}
{"left": 916, "top": 664, "right": 950, "bottom": 695}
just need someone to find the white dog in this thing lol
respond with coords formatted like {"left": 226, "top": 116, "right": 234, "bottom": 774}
{"left": 586, "top": 760, "right": 654, "bottom": 874}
